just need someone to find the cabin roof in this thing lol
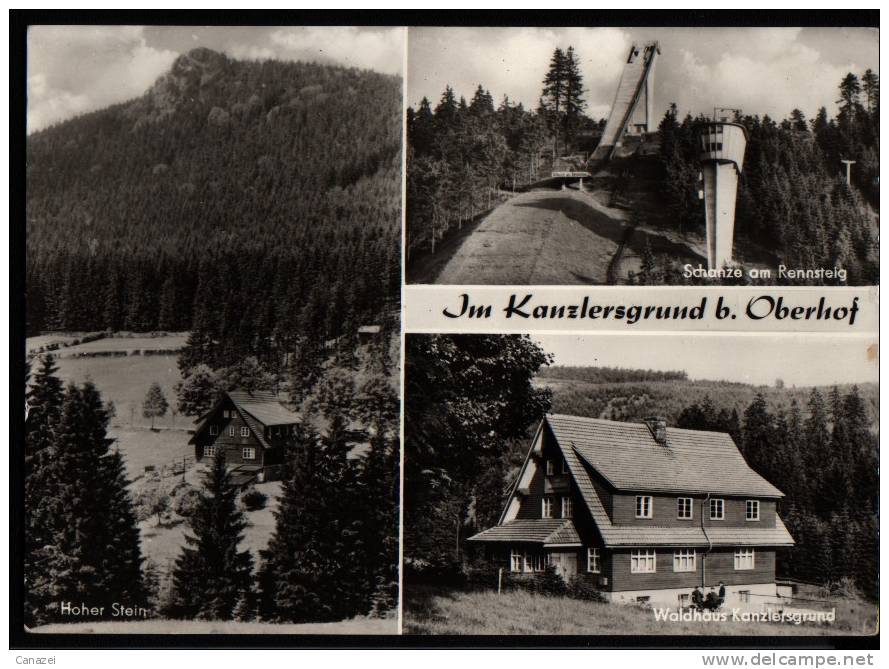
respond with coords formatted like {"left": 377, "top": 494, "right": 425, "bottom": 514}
{"left": 468, "top": 519, "right": 581, "bottom": 547}
{"left": 547, "top": 414, "right": 784, "bottom": 498}
{"left": 228, "top": 390, "right": 300, "bottom": 426}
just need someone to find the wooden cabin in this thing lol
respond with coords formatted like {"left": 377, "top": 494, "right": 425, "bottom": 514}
{"left": 189, "top": 389, "right": 300, "bottom": 485}
{"left": 468, "top": 414, "right": 794, "bottom": 608}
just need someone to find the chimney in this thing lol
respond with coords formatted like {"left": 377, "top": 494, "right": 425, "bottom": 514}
{"left": 644, "top": 416, "right": 668, "bottom": 446}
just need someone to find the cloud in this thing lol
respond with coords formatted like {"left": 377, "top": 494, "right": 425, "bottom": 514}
{"left": 409, "top": 27, "right": 630, "bottom": 119}
{"left": 27, "top": 26, "right": 178, "bottom": 132}
{"left": 231, "top": 26, "right": 404, "bottom": 76}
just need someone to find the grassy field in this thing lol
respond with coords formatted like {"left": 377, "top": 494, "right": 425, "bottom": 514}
{"left": 30, "top": 614, "right": 397, "bottom": 635}
{"left": 403, "top": 587, "right": 877, "bottom": 636}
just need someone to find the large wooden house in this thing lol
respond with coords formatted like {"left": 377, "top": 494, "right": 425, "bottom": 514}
{"left": 468, "top": 414, "right": 794, "bottom": 607}
{"left": 189, "top": 389, "right": 300, "bottom": 484}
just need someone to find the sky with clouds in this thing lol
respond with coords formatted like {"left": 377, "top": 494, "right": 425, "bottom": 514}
{"left": 534, "top": 333, "right": 878, "bottom": 387}
{"left": 408, "top": 27, "right": 878, "bottom": 123}
{"left": 27, "top": 25, "right": 405, "bottom": 132}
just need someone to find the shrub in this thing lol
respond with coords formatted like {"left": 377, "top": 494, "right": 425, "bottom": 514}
{"left": 173, "top": 487, "right": 203, "bottom": 519}
{"left": 529, "top": 566, "right": 567, "bottom": 596}
{"left": 242, "top": 489, "right": 267, "bottom": 511}
{"left": 566, "top": 575, "right": 606, "bottom": 602}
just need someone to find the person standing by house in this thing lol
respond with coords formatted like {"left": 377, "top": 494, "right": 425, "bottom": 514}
{"left": 692, "top": 586, "right": 704, "bottom": 609}
{"left": 718, "top": 581, "right": 726, "bottom": 605}
{"left": 705, "top": 587, "right": 719, "bottom": 610}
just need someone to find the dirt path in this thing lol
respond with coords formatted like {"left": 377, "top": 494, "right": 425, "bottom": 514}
{"left": 434, "top": 189, "right": 629, "bottom": 285}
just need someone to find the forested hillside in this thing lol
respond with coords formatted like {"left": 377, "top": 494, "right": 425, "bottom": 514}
{"left": 26, "top": 48, "right": 402, "bottom": 358}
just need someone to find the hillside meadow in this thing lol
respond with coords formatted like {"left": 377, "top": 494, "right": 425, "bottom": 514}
{"left": 403, "top": 587, "right": 877, "bottom": 636}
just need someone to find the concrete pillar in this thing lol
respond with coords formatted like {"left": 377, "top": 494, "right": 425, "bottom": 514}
{"left": 702, "top": 162, "right": 739, "bottom": 270}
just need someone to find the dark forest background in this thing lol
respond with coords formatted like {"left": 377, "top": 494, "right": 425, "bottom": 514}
{"left": 404, "top": 335, "right": 878, "bottom": 601}
{"left": 26, "top": 48, "right": 402, "bottom": 364}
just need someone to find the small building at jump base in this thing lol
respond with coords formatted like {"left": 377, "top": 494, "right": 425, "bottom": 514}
{"left": 189, "top": 389, "right": 300, "bottom": 484}
{"left": 468, "top": 414, "right": 794, "bottom": 608}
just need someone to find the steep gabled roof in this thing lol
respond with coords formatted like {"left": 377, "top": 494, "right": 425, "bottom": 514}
{"left": 189, "top": 389, "right": 299, "bottom": 447}
{"left": 468, "top": 519, "right": 581, "bottom": 547}
{"left": 547, "top": 414, "right": 783, "bottom": 498}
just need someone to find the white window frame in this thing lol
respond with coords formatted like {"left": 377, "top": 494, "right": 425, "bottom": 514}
{"left": 630, "top": 549, "right": 656, "bottom": 573}
{"left": 561, "top": 459, "right": 569, "bottom": 474}
{"left": 710, "top": 498, "right": 725, "bottom": 520}
{"left": 562, "top": 496, "right": 573, "bottom": 519}
{"left": 673, "top": 549, "right": 696, "bottom": 572}
{"left": 510, "top": 549, "right": 523, "bottom": 572}
{"left": 242, "top": 447, "right": 256, "bottom": 460}
{"left": 542, "top": 496, "right": 554, "bottom": 518}
{"left": 746, "top": 500, "right": 760, "bottom": 521}
{"left": 229, "top": 426, "right": 235, "bottom": 437}
{"left": 587, "top": 548, "right": 600, "bottom": 573}
{"left": 635, "top": 495, "right": 653, "bottom": 519}
{"left": 223, "top": 409, "right": 231, "bottom": 418}
{"left": 209, "top": 425, "right": 219, "bottom": 436}
{"left": 240, "top": 426, "right": 250, "bottom": 437}
{"left": 546, "top": 459, "right": 554, "bottom": 475}
{"left": 677, "top": 497, "right": 693, "bottom": 520}
{"left": 528, "top": 552, "right": 546, "bottom": 573}
{"left": 734, "top": 548, "right": 755, "bottom": 570}
{"left": 204, "top": 445, "right": 216, "bottom": 457}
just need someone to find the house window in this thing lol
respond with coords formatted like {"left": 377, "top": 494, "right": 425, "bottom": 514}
{"left": 528, "top": 553, "right": 546, "bottom": 572}
{"left": 209, "top": 425, "right": 219, "bottom": 436}
{"left": 561, "top": 496, "right": 573, "bottom": 519}
{"left": 587, "top": 548, "right": 600, "bottom": 573}
{"left": 677, "top": 497, "right": 693, "bottom": 519}
{"left": 546, "top": 459, "right": 554, "bottom": 475}
{"left": 229, "top": 426, "right": 235, "bottom": 437}
{"left": 561, "top": 459, "right": 569, "bottom": 474}
{"left": 630, "top": 549, "right": 656, "bottom": 573}
{"left": 738, "top": 590, "right": 751, "bottom": 603}
{"left": 204, "top": 445, "right": 216, "bottom": 457}
{"left": 240, "top": 426, "right": 250, "bottom": 437}
{"left": 542, "top": 496, "right": 554, "bottom": 518}
{"left": 710, "top": 498, "right": 725, "bottom": 520}
{"left": 746, "top": 500, "right": 760, "bottom": 521}
{"left": 511, "top": 549, "right": 545, "bottom": 573}
{"left": 635, "top": 495, "right": 653, "bottom": 518}
{"left": 673, "top": 549, "right": 696, "bottom": 572}
{"left": 734, "top": 548, "right": 755, "bottom": 570}
{"left": 510, "top": 549, "right": 523, "bottom": 572}
{"left": 243, "top": 447, "right": 256, "bottom": 460}
{"left": 223, "top": 410, "right": 231, "bottom": 418}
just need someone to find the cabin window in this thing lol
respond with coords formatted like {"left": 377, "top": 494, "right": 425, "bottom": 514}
{"left": 734, "top": 548, "right": 755, "bottom": 570}
{"left": 546, "top": 459, "right": 554, "bottom": 475}
{"left": 738, "top": 590, "right": 751, "bottom": 603}
{"left": 209, "top": 425, "right": 219, "bottom": 436}
{"left": 240, "top": 427, "right": 250, "bottom": 437}
{"left": 510, "top": 549, "right": 545, "bottom": 573}
{"left": 635, "top": 495, "right": 653, "bottom": 518}
{"left": 223, "top": 410, "right": 231, "bottom": 418}
{"left": 677, "top": 497, "right": 693, "bottom": 519}
{"left": 710, "top": 498, "right": 725, "bottom": 520}
{"left": 673, "top": 549, "right": 696, "bottom": 572}
{"left": 561, "top": 496, "right": 573, "bottom": 519}
{"left": 204, "top": 445, "right": 216, "bottom": 457}
{"left": 630, "top": 549, "right": 656, "bottom": 573}
{"left": 243, "top": 447, "right": 256, "bottom": 460}
{"left": 527, "top": 553, "right": 546, "bottom": 572}
{"left": 542, "top": 496, "right": 554, "bottom": 518}
{"left": 229, "top": 426, "right": 235, "bottom": 437}
{"left": 587, "top": 548, "right": 600, "bottom": 573}
{"left": 561, "top": 459, "right": 569, "bottom": 474}
{"left": 746, "top": 500, "right": 760, "bottom": 521}
{"left": 510, "top": 549, "right": 523, "bottom": 572}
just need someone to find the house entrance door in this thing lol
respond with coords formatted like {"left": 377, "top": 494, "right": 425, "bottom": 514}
{"left": 549, "top": 551, "right": 578, "bottom": 580}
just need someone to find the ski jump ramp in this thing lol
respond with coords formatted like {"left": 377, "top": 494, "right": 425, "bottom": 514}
{"left": 592, "top": 42, "right": 660, "bottom": 161}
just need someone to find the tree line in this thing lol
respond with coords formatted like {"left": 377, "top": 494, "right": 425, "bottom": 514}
{"left": 653, "top": 70, "right": 879, "bottom": 285}
{"left": 677, "top": 386, "right": 878, "bottom": 598}
{"left": 24, "top": 353, "right": 399, "bottom": 625}
{"left": 405, "top": 46, "right": 594, "bottom": 262}
{"left": 26, "top": 49, "right": 402, "bottom": 350}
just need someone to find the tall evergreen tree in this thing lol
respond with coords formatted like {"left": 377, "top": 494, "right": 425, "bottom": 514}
{"left": 165, "top": 451, "right": 253, "bottom": 620}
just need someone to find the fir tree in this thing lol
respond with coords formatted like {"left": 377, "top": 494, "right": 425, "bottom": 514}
{"left": 142, "top": 382, "right": 169, "bottom": 429}
{"left": 166, "top": 451, "right": 253, "bottom": 620}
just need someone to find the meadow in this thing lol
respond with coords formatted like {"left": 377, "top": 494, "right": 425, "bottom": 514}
{"left": 403, "top": 586, "right": 877, "bottom": 636}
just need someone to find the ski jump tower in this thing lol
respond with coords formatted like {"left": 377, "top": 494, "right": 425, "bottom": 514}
{"left": 592, "top": 41, "right": 660, "bottom": 161}
{"left": 697, "top": 119, "right": 749, "bottom": 270}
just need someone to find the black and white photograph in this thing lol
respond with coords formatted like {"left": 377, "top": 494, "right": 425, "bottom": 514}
{"left": 403, "top": 333, "right": 878, "bottom": 635}
{"left": 22, "top": 25, "right": 402, "bottom": 634}
{"left": 405, "top": 27, "right": 879, "bottom": 286}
